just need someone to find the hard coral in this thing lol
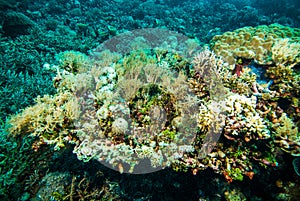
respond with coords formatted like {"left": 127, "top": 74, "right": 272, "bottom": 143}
{"left": 73, "top": 49, "right": 199, "bottom": 173}
{"left": 274, "top": 113, "right": 300, "bottom": 156}
{"left": 271, "top": 38, "right": 300, "bottom": 68}
{"left": 8, "top": 92, "right": 80, "bottom": 150}
{"left": 56, "top": 51, "right": 90, "bottom": 74}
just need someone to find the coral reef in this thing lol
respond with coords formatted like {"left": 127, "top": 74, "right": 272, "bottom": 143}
{"left": 273, "top": 113, "right": 300, "bottom": 156}
{"left": 176, "top": 90, "right": 272, "bottom": 182}
{"left": 171, "top": 46, "right": 299, "bottom": 184}
{"left": 1, "top": 1, "right": 300, "bottom": 198}
{"left": 56, "top": 51, "right": 90, "bottom": 73}
{"left": 210, "top": 24, "right": 300, "bottom": 65}
{"left": 8, "top": 92, "right": 81, "bottom": 151}
{"left": 208, "top": 23, "right": 300, "bottom": 164}
{"left": 6, "top": 36, "right": 299, "bottom": 187}
{"left": 73, "top": 49, "right": 199, "bottom": 173}
{"left": 2, "top": 11, "right": 36, "bottom": 37}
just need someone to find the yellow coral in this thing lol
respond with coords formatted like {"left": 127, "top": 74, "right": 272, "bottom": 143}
{"left": 271, "top": 38, "right": 300, "bottom": 67}
{"left": 275, "top": 113, "right": 298, "bottom": 141}
{"left": 274, "top": 113, "right": 300, "bottom": 156}
{"left": 8, "top": 92, "right": 81, "bottom": 150}
{"left": 210, "top": 24, "right": 300, "bottom": 65}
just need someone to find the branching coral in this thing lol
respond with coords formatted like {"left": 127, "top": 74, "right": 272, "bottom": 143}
{"left": 6, "top": 26, "right": 299, "bottom": 186}
{"left": 271, "top": 38, "right": 300, "bottom": 68}
{"left": 274, "top": 113, "right": 300, "bottom": 156}
{"left": 210, "top": 25, "right": 300, "bottom": 156}
{"left": 174, "top": 49, "right": 275, "bottom": 182}
{"left": 196, "top": 93, "right": 270, "bottom": 163}
{"left": 223, "top": 93, "right": 270, "bottom": 140}
{"left": 73, "top": 49, "right": 199, "bottom": 173}
{"left": 56, "top": 51, "right": 90, "bottom": 73}
{"left": 8, "top": 92, "right": 81, "bottom": 150}
{"left": 192, "top": 49, "right": 258, "bottom": 97}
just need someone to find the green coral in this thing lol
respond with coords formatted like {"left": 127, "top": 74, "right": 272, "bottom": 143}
{"left": 0, "top": 122, "right": 52, "bottom": 200}
{"left": 224, "top": 189, "right": 246, "bottom": 201}
{"left": 56, "top": 51, "right": 90, "bottom": 73}
{"left": 0, "top": 69, "right": 55, "bottom": 121}
{"left": 226, "top": 167, "right": 244, "bottom": 181}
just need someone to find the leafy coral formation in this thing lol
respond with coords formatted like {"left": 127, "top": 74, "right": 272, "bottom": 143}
{"left": 73, "top": 49, "right": 199, "bottom": 173}
{"left": 210, "top": 23, "right": 300, "bottom": 65}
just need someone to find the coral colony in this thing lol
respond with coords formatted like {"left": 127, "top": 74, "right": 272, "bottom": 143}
{"left": 9, "top": 24, "right": 300, "bottom": 181}
{"left": 1, "top": 0, "right": 300, "bottom": 199}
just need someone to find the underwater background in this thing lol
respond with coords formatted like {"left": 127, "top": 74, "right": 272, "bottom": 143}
{"left": 0, "top": 0, "right": 300, "bottom": 200}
